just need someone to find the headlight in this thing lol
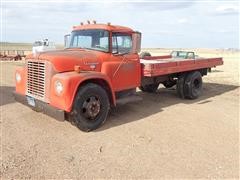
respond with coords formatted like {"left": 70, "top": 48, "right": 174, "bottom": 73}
{"left": 55, "top": 80, "right": 63, "bottom": 95}
{"left": 15, "top": 72, "right": 21, "bottom": 83}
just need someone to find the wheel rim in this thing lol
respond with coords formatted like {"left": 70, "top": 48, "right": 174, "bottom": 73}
{"left": 193, "top": 78, "right": 200, "bottom": 89}
{"left": 82, "top": 96, "right": 101, "bottom": 120}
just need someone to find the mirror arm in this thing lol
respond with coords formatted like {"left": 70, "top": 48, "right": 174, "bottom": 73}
{"left": 64, "top": 34, "right": 70, "bottom": 48}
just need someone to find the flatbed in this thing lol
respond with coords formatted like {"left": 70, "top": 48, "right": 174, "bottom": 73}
{"left": 141, "top": 56, "right": 223, "bottom": 77}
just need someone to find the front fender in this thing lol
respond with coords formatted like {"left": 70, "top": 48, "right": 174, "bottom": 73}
{"left": 49, "top": 71, "right": 115, "bottom": 112}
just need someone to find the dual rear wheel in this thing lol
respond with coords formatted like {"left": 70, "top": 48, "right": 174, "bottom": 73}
{"left": 177, "top": 71, "right": 203, "bottom": 99}
{"left": 139, "top": 71, "right": 203, "bottom": 99}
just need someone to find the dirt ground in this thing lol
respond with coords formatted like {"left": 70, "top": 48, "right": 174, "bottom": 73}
{"left": 0, "top": 49, "right": 239, "bottom": 179}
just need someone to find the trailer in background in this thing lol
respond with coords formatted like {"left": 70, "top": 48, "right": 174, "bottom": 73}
{"left": 0, "top": 50, "right": 27, "bottom": 61}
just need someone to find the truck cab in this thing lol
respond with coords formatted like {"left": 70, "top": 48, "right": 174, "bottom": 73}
{"left": 14, "top": 22, "right": 142, "bottom": 131}
{"left": 64, "top": 24, "right": 142, "bottom": 92}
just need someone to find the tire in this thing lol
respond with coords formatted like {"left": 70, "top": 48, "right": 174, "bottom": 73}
{"left": 70, "top": 83, "right": 110, "bottom": 132}
{"left": 162, "top": 79, "right": 176, "bottom": 88}
{"left": 139, "top": 83, "right": 159, "bottom": 93}
{"left": 184, "top": 71, "right": 203, "bottom": 99}
{"left": 176, "top": 74, "right": 186, "bottom": 99}
{"left": 140, "top": 51, "right": 151, "bottom": 59}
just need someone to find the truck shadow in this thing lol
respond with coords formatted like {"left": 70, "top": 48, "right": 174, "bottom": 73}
{"left": 97, "top": 82, "right": 239, "bottom": 132}
{"left": 1, "top": 83, "right": 239, "bottom": 132}
{"left": 0, "top": 86, "right": 15, "bottom": 106}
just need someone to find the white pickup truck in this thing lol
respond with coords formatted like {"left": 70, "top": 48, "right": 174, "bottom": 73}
{"left": 32, "top": 39, "right": 56, "bottom": 54}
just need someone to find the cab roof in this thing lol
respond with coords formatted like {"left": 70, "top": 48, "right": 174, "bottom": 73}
{"left": 72, "top": 23, "right": 134, "bottom": 33}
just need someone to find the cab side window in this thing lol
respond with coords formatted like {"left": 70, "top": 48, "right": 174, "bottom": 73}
{"left": 112, "top": 33, "right": 132, "bottom": 54}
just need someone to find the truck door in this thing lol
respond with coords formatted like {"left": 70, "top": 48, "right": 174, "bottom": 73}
{"left": 110, "top": 32, "right": 141, "bottom": 91}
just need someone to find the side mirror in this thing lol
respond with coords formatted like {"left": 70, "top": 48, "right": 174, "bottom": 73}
{"left": 132, "top": 31, "right": 141, "bottom": 53}
{"left": 64, "top": 34, "right": 70, "bottom": 48}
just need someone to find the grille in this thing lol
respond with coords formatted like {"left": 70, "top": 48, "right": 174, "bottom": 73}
{"left": 27, "top": 61, "right": 46, "bottom": 99}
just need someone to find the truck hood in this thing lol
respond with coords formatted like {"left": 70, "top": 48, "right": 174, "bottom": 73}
{"left": 28, "top": 49, "right": 101, "bottom": 72}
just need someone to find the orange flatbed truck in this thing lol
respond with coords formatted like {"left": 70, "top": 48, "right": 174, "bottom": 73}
{"left": 14, "top": 22, "right": 223, "bottom": 131}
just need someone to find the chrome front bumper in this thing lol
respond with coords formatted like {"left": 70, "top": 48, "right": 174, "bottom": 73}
{"left": 13, "top": 91, "right": 65, "bottom": 121}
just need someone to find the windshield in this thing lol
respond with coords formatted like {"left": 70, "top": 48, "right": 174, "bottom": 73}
{"left": 69, "top": 30, "right": 109, "bottom": 52}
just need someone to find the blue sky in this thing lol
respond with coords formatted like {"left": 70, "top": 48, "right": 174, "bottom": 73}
{"left": 1, "top": 0, "right": 239, "bottom": 48}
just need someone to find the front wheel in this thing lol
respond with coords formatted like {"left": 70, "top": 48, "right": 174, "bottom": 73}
{"left": 70, "top": 83, "right": 110, "bottom": 132}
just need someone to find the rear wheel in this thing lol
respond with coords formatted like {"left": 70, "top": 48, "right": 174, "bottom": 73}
{"left": 70, "top": 83, "right": 110, "bottom": 132}
{"left": 176, "top": 71, "right": 203, "bottom": 99}
{"left": 184, "top": 71, "right": 203, "bottom": 99}
{"left": 139, "top": 83, "right": 159, "bottom": 93}
{"left": 176, "top": 74, "right": 186, "bottom": 99}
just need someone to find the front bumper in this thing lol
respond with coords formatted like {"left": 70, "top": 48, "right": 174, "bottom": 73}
{"left": 13, "top": 91, "right": 65, "bottom": 121}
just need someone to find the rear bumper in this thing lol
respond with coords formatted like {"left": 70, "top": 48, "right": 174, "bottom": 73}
{"left": 13, "top": 91, "right": 65, "bottom": 121}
